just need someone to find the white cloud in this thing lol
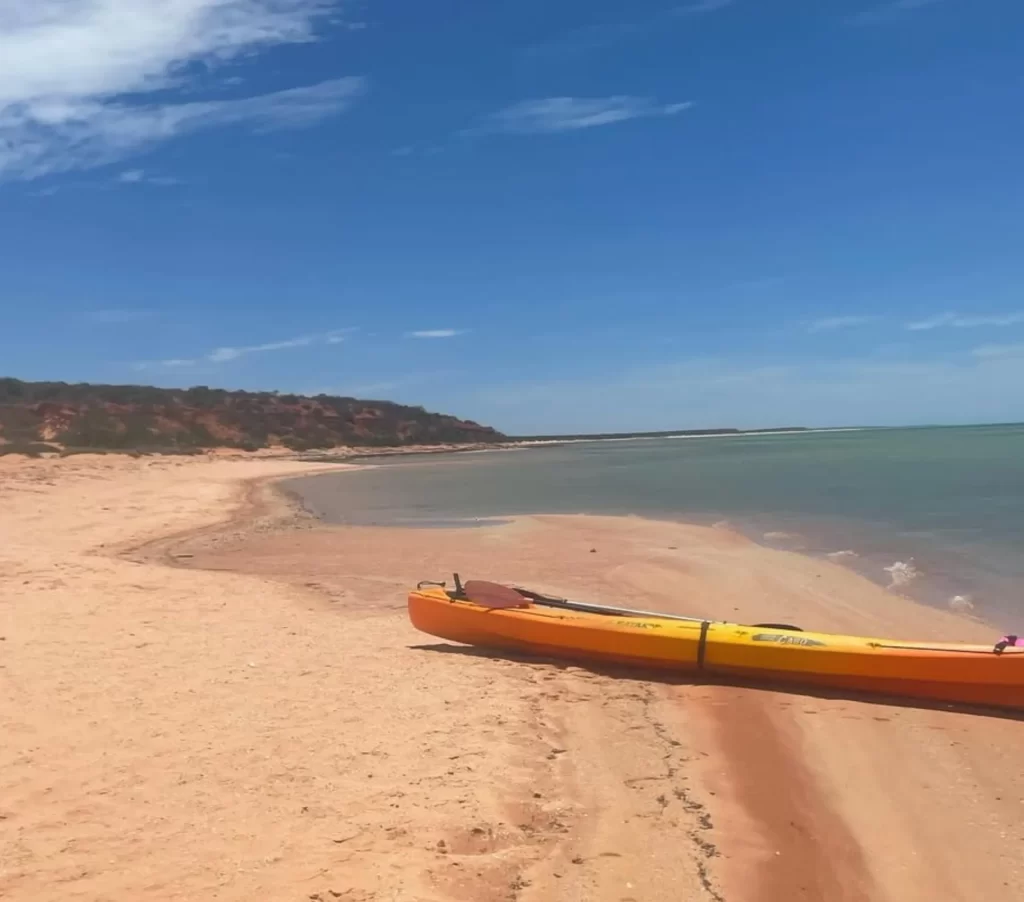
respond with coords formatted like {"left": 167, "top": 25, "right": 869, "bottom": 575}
{"left": 906, "top": 311, "right": 1024, "bottom": 331}
{"left": 806, "top": 315, "right": 878, "bottom": 333}
{"left": 971, "top": 343, "right": 1024, "bottom": 360}
{"left": 207, "top": 336, "right": 315, "bottom": 362}
{"left": 407, "top": 329, "right": 467, "bottom": 339}
{"left": 848, "top": 0, "right": 942, "bottom": 26}
{"left": 116, "top": 168, "right": 182, "bottom": 186}
{"left": 133, "top": 357, "right": 200, "bottom": 371}
{"left": 468, "top": 97, "right": 692, "bottom": 136}
{"left": 0, "top": 1, "right": 364, "bottom": 180}
{"left": 135, "top": 327, "right": 352, "bottom": 369}
{"left": 2, "top": 77, "right": 365, "bottom": 180}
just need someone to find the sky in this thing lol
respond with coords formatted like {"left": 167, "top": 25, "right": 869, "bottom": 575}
{"left": 2, "top": 0, "right": 1024, "bottom": 434}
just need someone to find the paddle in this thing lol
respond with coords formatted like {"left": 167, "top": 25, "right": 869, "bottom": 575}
{"left": 449, "top": 574, "right": 805, "bottom": 631}
{"left": 511, "top": 586, "right": 710, "bottom": 623}
{"left": 462, "top": 580, "right": 530, "bottom": 609}
{"left": 454, "top": 574, "right": 709, "bottom": 623}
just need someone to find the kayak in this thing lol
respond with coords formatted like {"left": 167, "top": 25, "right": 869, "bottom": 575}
{"left": 407, "top": 578, "right": 1024, "bottom": 711}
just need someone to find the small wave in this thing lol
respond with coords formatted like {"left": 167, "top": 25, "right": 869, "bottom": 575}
{"left": 826, "top": 549, "right": 858, "bottom": 560}
{"left": 712, "top": 520, "right": 732, "bottom": 530}
{"left": 763, "top": 531, "right": 799, "bottom": 541}
{"left": 949, "top": 594, "right": 975, "bottom": 612}
{"left": 884, "top": 558, "right": 920, "bottom": 590}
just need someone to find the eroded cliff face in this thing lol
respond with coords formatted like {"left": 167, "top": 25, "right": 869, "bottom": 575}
{"left": 0, "top": 378, "right": 504, "bottom": 451}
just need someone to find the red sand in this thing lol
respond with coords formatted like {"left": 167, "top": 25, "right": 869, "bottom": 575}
{"left": 1, "top": 454, "right": 1022, "bottom": 901}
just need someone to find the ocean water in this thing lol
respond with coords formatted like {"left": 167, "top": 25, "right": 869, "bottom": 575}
{"left": 285, "top": 425, "right": 1024, "bottom": 627}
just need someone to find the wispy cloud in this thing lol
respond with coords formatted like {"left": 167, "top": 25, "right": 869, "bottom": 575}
{"left": 406, "top": 329, "right": 467, "bottom": 339}
{"left": 971, "top": 343, "right": 1024, "bottom": 360}
{"left": 847, "top": 0, "right": 942, "bottom": 26}
{"left": 528, "top": 1, "right": 732, "bottom": 58}
{"left": 468, "top": 97, "right": 692, "bottom": 136}
{"left": 527, "top": 22, "right": 650, "bottom": 58}
{"left": 84, "top": 308, "right": 154, "bottom": 324}
{"left": 0, "top": 1, "right": 364, "bottom": 181}
{"left": 2, "top": 78, "right": 366, "bottom": 181}
{"left": 135, "top": 328, "right": 352, "bottom": 370}
{"left": 148, "top": 358, "right": 200, "bottom": 370}
{"left": 676, "top": 0, "right": 735, "bottom": 14}
{"left": 906, "top": 311, "right": 1024, "bottom": 331}
{"left": 208, "top": 336, "right": 317, "bottom": 363}
{"left": 116, "top": 169, "right": 182, "bottom": 187}
{"left": 806, "top": 315, "right": 879, "bottom": 333}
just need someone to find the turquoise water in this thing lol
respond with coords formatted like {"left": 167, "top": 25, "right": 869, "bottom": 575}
{"left": 286, "top": 425, "right": 1024, "bottom": 627}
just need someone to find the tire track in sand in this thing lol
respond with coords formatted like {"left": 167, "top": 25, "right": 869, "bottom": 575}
{"left": 692, "top": 685, "right": 874, "bottom": 902}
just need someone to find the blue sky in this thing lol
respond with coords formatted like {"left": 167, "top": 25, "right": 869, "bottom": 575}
{"left": 2, "top": 0, "right": 1023, "bottom": 434}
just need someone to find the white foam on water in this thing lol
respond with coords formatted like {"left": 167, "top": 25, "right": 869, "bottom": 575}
{"left": 884, "top": 558, "right": 920, "bottom": 590}
{"left": 949, "top": 594, "right": 975, "bottom": 612}
{"left": 826, "top": 549, "right": 858, "bottom": 560}
{"left": 763, "top": 530, "right": 799, "bottom": 541}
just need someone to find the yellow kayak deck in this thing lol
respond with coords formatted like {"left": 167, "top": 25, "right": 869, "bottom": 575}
{"left": 408, "top": 584, "right": 1024, "bottom": 711}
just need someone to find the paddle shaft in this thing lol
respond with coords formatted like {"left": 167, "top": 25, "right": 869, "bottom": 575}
{"left": 451, "top": 573, "right": 795, "bottom": 630}
{"left": 512, "top": 587, "right": 712, "bottom": 624}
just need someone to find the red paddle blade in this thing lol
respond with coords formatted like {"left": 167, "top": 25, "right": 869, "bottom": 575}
{"left": 463, "top": 580, "right": 530, "bottom": 609}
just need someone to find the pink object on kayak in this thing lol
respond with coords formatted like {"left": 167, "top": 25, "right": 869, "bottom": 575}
{"left": 994, "top": 634, "right": 1023, "bottom": 653}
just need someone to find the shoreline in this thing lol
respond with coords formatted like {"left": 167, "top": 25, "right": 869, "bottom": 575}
{"left": 208, "top": 465, "right": 998, "bottom": 647}
{"left": 2, "top": 454, "right": 1023, "bottom": 901}
{"left": 511, "top": 426, "right": 868, "bottom": 446}
{"left": 282, "top": 464, "right": 1006, "bottom": 633}
{"left": 182, "top": 473, "right": 1024, "bottom": 898}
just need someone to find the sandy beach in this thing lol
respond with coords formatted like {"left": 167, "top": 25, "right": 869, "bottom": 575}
{"left": 2, "top": 453, "right": 1022, "bottom": 902}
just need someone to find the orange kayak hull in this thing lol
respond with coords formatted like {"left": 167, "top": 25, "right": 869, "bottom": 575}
{"left": 408, "top": 586, "right": 1024, "bottom": 711}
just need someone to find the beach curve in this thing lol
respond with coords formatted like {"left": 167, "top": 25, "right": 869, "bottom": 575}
{"left": 2, "top": 454, "right": 1023, "bottom": 901}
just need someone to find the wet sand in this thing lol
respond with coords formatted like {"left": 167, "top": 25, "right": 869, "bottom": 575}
{"left": 1, "top": 454, "right": 1022, "bottom": 901}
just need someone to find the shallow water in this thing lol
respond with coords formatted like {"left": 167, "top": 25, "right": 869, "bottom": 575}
{"left": 285, "top": 425, "right": 1024, "bottom": 628}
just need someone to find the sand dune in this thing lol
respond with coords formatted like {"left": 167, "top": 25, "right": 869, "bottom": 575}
{"left": 1, "top": 454, "right": 1021, "bottom": 901}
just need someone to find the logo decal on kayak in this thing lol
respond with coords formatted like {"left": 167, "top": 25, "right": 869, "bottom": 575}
{"left": 616, "top": 620, "right": 664, "bottom": 629}
{"left": 751, "top": 633, "right": 826, "bottom": 647}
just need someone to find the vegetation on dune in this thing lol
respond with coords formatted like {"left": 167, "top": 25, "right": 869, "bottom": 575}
{"left": 0, "top": 378, "right": 505, "bottom": 452}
